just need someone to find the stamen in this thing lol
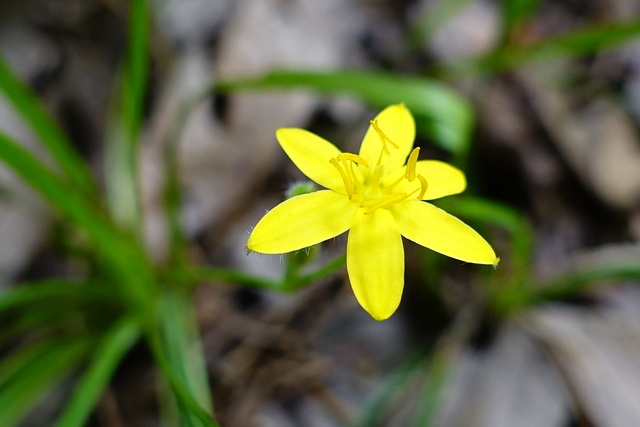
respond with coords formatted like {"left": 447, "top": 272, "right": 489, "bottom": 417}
{"left": 370, "top": 120, "right": 399, "bottom": 155}
{"left": 405, "top": 147, "right": 420, "bottom": 181}
{"left": 406, "top": 174, "right": 429, "bottom": 200}
{"left": 330, "top": 158, "right": 354, "bottom": 199}
{"left": 417, "top": 174, "right": 428, "bottom": 199}
{"left": 337, "top": 153, "right": 369, "bottom": 167}
{"left": 361, "top": 193, "right": 409, "bottom": 214}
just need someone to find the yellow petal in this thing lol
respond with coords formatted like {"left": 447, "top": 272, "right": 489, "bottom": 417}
{"left": 276, "top": 128, "right": 345, "bottom": 192}
{"left": 359, "top": 104, "right": 416, "bottom": 172}
{"left": 392, "top": 200, "right": 499, "bottom": 265}
{"left": 248, "top": 190, "right": 356, "bottom": 254}
{"left": 384, "top": 160, "right": 467, "bottom": 200}
{"left": 347, "top": 208, "right": 404, "bottom": 320}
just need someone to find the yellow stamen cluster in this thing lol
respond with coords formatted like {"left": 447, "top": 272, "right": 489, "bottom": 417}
{"left": 330, "top": 122, "right": 428, "bottom": 214}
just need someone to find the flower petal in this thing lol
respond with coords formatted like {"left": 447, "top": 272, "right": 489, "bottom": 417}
{"left": 392, "top": 200, "right": 499, "bottom": 265}
{"left": 384, "top": 160, "right": 467, "bottom": 200}
{"left": 277, "top": 128, "right": 345, "bottom": 192}
{"left": 359, "top": 104, "right": 415, "bottom": 171}
{"left": 347, "top": 208, "right": 404, "bottom": 321}
{"left": 248, "top": 190, "right": 356, "bottom": 254}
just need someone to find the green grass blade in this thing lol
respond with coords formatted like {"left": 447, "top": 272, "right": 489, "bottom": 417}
{"left": 55, "top": 317, "right": 141, "bottom": 427}
{"left": 162, "top": 94, "right": 210, "bottom": 268}
{"left": 174, "top": 254, "right": 345, "bottom": 293}
{"left": 0, "top": 340, "right": 57, "bottom": 389}
{"left": 442, "top": 196, "right": 533, "bottom": 274}
{"left": 0, "top": 132, "right": 112, "bottom": 239}
{"left": 348, "top": 354, "right": 428, "bottom": 427}
{"left": 104, "top": 0, "right": 149, "bottom": 232}
{"left": 0, "top": 280, "right": 117, "bottom": 312}
{"left": 215, "top": 70, "right": 474, "bottom": 156}
{"left": 0, "top": 132, "right": 153, "bottom": 303}
{"left": 442, "top": 19, "right": 640, "bottom": 76}
{"left": 0, "top": 339, "right": 89, "bottom": 426}
{"left": 173, "top": 266, "right": 281, "bottom": 290}
{"left": 0, "top": 56, "right": 95, "bottom": 196}
{"left": 531, "top": 261, "right": 640, "bottom": 304}
{"left": 409, "top": 354, "right": 452, "bottom": 427}
{"left": 286, "top": 254, "right": 346, "bottom": 292}
{"left": 152, "top": 291, "right": 216, "bottom": 426}
{"left": 123, "top": 0, "right": 149, "bottom": 144}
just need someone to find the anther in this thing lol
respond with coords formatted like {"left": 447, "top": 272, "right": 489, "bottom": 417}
{"left": 405, "top": 147, "right": 420, "bottom": 181}
{"left": 337, "top": 153, "right": 369, "bottom": 167}
{"left": 417, "top": 174, "right": 428, "bottom": 199}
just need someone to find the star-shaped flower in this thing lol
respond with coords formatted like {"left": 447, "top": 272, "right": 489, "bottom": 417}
{"left": 248, "top": 104, "right": 499, "bottom": 320}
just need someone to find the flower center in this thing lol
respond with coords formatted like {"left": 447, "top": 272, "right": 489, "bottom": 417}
{"left": 330, "top": 120, "right": 428, "bottom": 214}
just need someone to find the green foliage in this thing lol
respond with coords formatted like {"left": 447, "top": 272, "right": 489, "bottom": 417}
{"left": 0, "top": 0, "right": 218, "bottom": 424}
{"left": 440, "top": 18, "right": 640, "bottom": 76}
{"left": 216, "top": 70, "right": 474, "bottom": 157}
{"left": 104, "top": 0, "right": 149, "bottom": 233}
{"left": 0, "top": 58, "right": 95, "bottom": 197}
{"left": 55, "top": 317, "right": 140, "bottom": 427}
{"left": 0, "top": 338, "right": 90, "bottom": 426}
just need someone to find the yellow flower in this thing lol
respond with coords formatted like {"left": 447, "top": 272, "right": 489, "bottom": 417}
{"left": 248, "top": 104, "right": 499, "bottom": 320}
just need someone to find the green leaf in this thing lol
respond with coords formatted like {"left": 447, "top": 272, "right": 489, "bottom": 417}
{"left": 174, "top": 266, "right": 281, "bottom": 290}
{"left": 0, "top": 280, "right": 116, "bottom": 313}
{"left": 348, "top": 354, "right": 429, "bottom": 427}
{"left": 442, "top": 196, "right": 532, "bottom": 278}
{"left": 0, "top": 339, "right": 89, "bottom": 426}
{"left": 528, "top": 259, "right": 640, "bottom": 307}
{"left": 0, "top": 132, "right": 153, "bottom": 304}
{"left": 215, "top": 70, "right": 474, "bottom": 156}
{"left": 0, "top": 56, "right": 95, "bottom": 196}
{"left": 175, "top": 254, "right": 346, "bottom": 293}
{"left": 55, "top": 317, "right": 141, "bottom": 427}
{"left": 442, "top": 18, "right": 640, "bottom": 76}
{"left": 150, "top": 291, "right": 219, "bottom": 427}
{"left": 409, "top": 349, "right": 456, "bottom": 427}
{"left": 104, "top": 0, "right": 149, "bottom": 232}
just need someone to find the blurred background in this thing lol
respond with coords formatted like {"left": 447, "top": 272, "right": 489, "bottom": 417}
{"left": 2, "top": 0, "right": 640, "bottom": 426}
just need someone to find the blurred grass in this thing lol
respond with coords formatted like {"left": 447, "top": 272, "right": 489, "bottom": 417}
{"left": 0, "top": 338, "right": 90, "bottom": 426}
{"left": 438, "top": 18, "right": 640, "bottom": 77}
{"left": 0, "top": 58, "right": 95, "bottom": 197}
{"left": 104, "top": 0, "right": 149, "bottom": 233}
{"left": 0, "top": 0, "right": 219, "bottom": 424}
{"left": 216, "top": 70, "right": 474, "bottom": 157}
{"left": 55, "top": 317, "right": 140, "bottom": 427}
